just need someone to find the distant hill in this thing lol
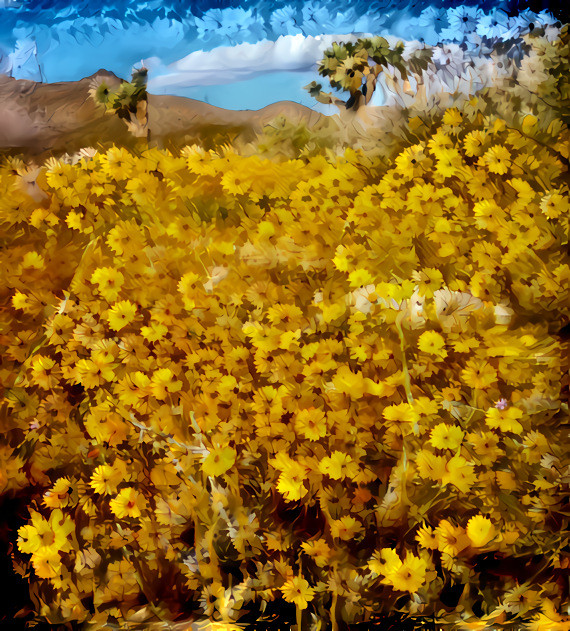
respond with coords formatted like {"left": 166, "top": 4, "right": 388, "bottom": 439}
{"left": 0, "top": 70, "right": 323, "bottom": 159}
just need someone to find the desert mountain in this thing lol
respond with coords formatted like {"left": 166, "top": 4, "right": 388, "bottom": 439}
{"left": 0, "top": 70, "right": 323, "bottom": 158}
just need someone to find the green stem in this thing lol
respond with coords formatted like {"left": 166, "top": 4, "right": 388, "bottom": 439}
{"left": 395, "top": 312, "right": 414, "bottom": 405}
{"left": 331, "top": 590, "right": 339, "bottom": 631}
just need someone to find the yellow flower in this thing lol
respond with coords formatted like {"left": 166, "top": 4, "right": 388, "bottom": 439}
{"left": 202, "top": 445, "right": 236, "bottom": 477}
{"left": 413, "top": 268, "right": 444, "bottom": 298}
{"left": 109, "top": 487, "right": 146, "bottom": 519}
{"left": 106, "top": 300, "right": 137, "bottom": 331}
{"left": 106, "top": 219, "right": 146, "bottom": 256}
{"left": 348, "top": 268, "right": 374, "bottom": 288}
{"left": 369, "top": 548, "right": 402, "bottom": 577}
{"left": 485, "top": 406, "right": 524, "bottom": 434}
{"left": 435, "top": 519, "right": 470, "bottom": 556}
{"left": 382, "top": 403, "right": 420, "bottom": 435}
{"left": 281, "top": 576, "right": 315, "bottom": 610}
{"left": 272, "top": 455, "right": 309, "bottom": 502}
{"left": 318, "top": 451, "right": 356, "bottom": 481}
{"left": 418, "top": 331, "right": 447, "bottom": 358}
{"left": 502, "top": 583, "right": 540, "bottom": 615}
{"left": 416, "top": 525, "right": 439, "bottom": 550}
{"left": 104, "top": 559, "right": 140, "bottom": 600}
{"left": 415, "top": 450, "right": 447, "bottom": 481}
{"left": 84, "top": 402, "right": 129, "bottom": 446}
{"left": 21, "top": 251, "right": 45, "bottom": 270}
{"left": 45, "top": 313, "right": 74, "bottom": 346}
{"left": 320, "top": 300, "right": 348, "bottom": 324}
{"left": 140, "top": 321, "right": 168, "bottom": 342}
{"left": 266, "top": 303, "right": 304, "bottom": 327}
{"left": 479, "top": 145, "right": 511, "bottom": 174}
{"left": 461, "top": 359, "right": 498, "bottom": 390}
{"left": 31, "top": 548, "right": 63, "bottom": 579}
{"left": 435, "top": 147, "right": 462, "bottom": 178}
{"left": 150, "top": 367, "right": 183, "bottom": 400}
{"left": 330, "top": 515, "right": 361, "bottom": 541}
{"left": 43, "top": 478, "right": 73, "bottom": 509}
{"left": 462, "top": 130, "right": 487, "bottom": 157}
{"left": 331, "top": 365, "right": 366, "bottom": 398}
{"left": 74, "top": 350, "right": 116, "bottom": 388}
{"left": 30, "top": 355, "right": 59, "bottom": 390}
{"left": 540, "top": 191, "right": 568, "bottom": 220}
{"left": 101, "top": 146, "right": 136, "bottom": 180}
{"left": 90, "top": 464, "right": 122, "bottom": 495}
{"left": 294, "top": 407, "right": 327, "bottom": 441}
{"left": 301, "top": 539, "right": 332, "bottom": 568}
{"left": 385, "top": 553, "right": 428, "bottom": 593}
{"left": 91, "top": 267, "right": 125, "bottom": 302}
{"left": 468, "top": 432, "right": 501, "bottom": 466}
{"left": 429, "top": 423, "right": 464, "bottom": 450}
{"left": 221, "top": 171, "right": 249, "bottom": 195}
{"left": 442, "top": 455, "right": 476, "bottom": 494}
{"left": 18, "top": 509, "right": 74, "bottom": 556}
{"left": 466, "top": 515, "right": 496, "bottom": 547}
{"left": 394, "top": 144, "right": 428, "bottom": 176}
{"left": 12, "top": 290, "right": 33, "bottom": 312}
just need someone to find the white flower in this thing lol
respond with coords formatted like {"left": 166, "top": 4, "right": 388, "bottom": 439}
{"left": 476, "top": 10, "right": 511, "bottom": 40}
{"left": 434, "top": 287, "right": 483, "bottom": 330}
{"left": 270, "top": 5, "right": 300, "bottom": 36}
{"left": 352, "top": 13, "right": 388, "bottom": 33}
{"left": 194, "top": 9, "right": 228, "bottom": 39}
{"left": 514, "top": 9, "right": 558, "bottom": 33}
{"left": 195, "top": 8, "right": 265, "bottom": 43}
{"left": 417, "top": 6, "right": 448, "bottom": 32}
{"left": 203, "top": 266, "right": 229, "bottom": 293}
{"left": 347, "top": 284, "right": 376, "bottom": 314}
{"left": 320, "top": 10, "right": 358, "bottom": 34}
{"left": 182, "top": 550, "right": 199, "bottom": 573}
{"left": 301, "top": 2, "right": 331, "bottom": 36}
{"left": 441, "top": 6, "right": 483, "bottom": 41}
{"left": 430, "top": 44, "right": 468, "bottom": 90}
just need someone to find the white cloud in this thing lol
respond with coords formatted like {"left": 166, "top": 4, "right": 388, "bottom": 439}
{"left": 146, "top": 33, "right": 370, "bottom": 91}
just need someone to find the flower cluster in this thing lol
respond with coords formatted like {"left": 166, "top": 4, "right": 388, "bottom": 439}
{"left": 0, "top": 23, "right": 568, "bottom": 631}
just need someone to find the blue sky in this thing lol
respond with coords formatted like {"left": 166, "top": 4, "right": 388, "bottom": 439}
{"left": 0, "top": 1, "right": 562, "bottom": 110}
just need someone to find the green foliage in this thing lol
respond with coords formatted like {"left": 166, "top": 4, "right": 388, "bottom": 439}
{"left": 305, "top": 37, "right": 432, "bottom": 109}
{"left": 89, "top": 68, "right": 150, "bottom": 140}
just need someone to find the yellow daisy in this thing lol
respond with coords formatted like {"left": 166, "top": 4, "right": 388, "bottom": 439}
{"left": 90, "top": 464, "right": 122, "bottom": 495}
{"left": 485, "top": 406, "right": 524, "bottom": 434}
{"left": 466, "top": 515, "right": 496, "bottom": 548}
{"left": 294, "top": 407, "right": 328, "bottom": 441}
{"left": 429, "top": 423, "right": 464, "bottom": 450}
{"left": 417, "top": 330, "right": 448, "bottom": 358}
{"left": 202, "top": 445, "right": 237, "bottom": 477}
{"left": 106, "top": 300, "right": 137, "bottom": 331}
{"left": 281, "top": 576, "right": 315, "bottom": 610}
{"left": 109, "top": 487, "right": 146, "bottom": 519}
{"left": 479, "top": 145, "right": 511, "bottom": 175}
{"left": 386, "top": 553, "right": 428, "bottom": 593}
